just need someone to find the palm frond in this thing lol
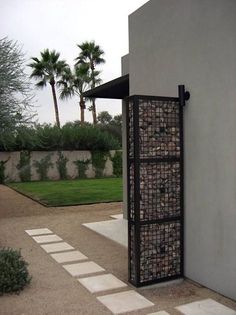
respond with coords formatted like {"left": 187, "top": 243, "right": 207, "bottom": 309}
{"left": 40, "top": 49, "right": 50, "bottom": 62}
{"left": 35, "top": 79, "right": 47, "bottom": 89}
{"left": 31, "top": 57, "right": 40, "bottom": 63}
{"left": 51, "top": 50, "right": 60, "bottom": 64}
{"left": 59, "top": 86, "right": 74, "bottom": 100}
{"left": 75, "top": 41, "right": 105, "bottom": 67}
{"left": 29, "top": 69, "right": 44, "bottom": 79}
{"left": 29, "top": 49, "right": 69, "bottom": 88}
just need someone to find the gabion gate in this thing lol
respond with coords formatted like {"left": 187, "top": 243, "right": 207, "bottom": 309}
{"left": 127, "top": 85, "right": 189, "bottom": 287}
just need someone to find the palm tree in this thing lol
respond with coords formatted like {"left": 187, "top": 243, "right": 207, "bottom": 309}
{"left": 75, "top": 41, "right": 105, "bottom": 124}
{"left": 28, "top": 49, "right": 68, "bottom": 128}
{"left": 58, "top": 64, "right": 91, "bottom": 123}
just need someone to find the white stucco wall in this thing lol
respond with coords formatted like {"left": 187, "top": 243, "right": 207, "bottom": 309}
{"left": 122, "top": 54, "right": 129, "bottom": 219}
{"left": 0, "top": 150, "right": 117, "bottom": 182}
{"left": 128, "top": 0, "right": 236, "bottom": 300}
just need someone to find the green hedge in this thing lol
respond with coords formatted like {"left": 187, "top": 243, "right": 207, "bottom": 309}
{"left": 0, "top": 123, "right": 120, "bottom": 152}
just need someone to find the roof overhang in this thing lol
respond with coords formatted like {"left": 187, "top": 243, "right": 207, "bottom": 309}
{"left": 83, "top": 74, "right": 129, "bottom": 99}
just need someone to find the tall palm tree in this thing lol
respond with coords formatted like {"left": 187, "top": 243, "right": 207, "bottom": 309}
{"left": 58, "top": 64, "right": 91, "bottom": 123}
{"left": 28, "top": 49, "right": 68, "bottom": 128}
{"left": 75, "top": 41, "right": 105, "bottom": 124}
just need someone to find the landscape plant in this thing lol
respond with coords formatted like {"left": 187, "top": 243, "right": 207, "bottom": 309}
{"left": 14, "top": 126, "right": 36, "bottom": 151}
{"left": 60, "top": 124, "right": 120, "bottom": 151}
{"left": 0, "top": 123, "right": 120, "bottom": 152}
{"left": 75, "top": 41, "right": 105, "bottom": 124}
{"left": 59, "top": 64, "right": 91, "bottom": 123}
{"left": 0, "top": 159, "right": 9, "bottom": 184}
{"left": 73, "top": 159, "right": 90, "bottom": 178}
{"left": 16, "top": 151, "right": 31, "bottom": 182}
{"left": 0, "top": 37, "right": 34, "bottom": 149}
{"left": 29, "top": 49, "right": 69, "bottom": 128}
{"left": 33, "top": 154, "right": 53, "bottom": 180}
{"left": 110, "top": 150, "right": 122, "bottom": 177}
{"left": 91, "top": 151, "right": 109, "bottom": 178}
{"left": 97, "top": 111, "right": 113, "bottom": 125}
{"left": 34, "top": 124, "right": 62, "bottom": 150}
{"left": 56, "top": 151, "right": 68, "bottom": 180}
{"left": 0, "top": 248, "right": 31, "bottom": 295}
{"left": 97, "top": 112, "right": 122, "bottom": 147}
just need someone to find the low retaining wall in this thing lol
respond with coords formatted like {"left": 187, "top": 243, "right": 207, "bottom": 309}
{"left": 0, "top": 150, "right": 121, "bottom": 182}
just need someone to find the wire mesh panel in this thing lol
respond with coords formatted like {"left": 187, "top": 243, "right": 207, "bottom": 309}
{"left": 127, "top": 94, "right": 184, "bottom": 286}
{"left": 139, "top": 162, "right": 181, "bottom": 221}
{"left": 138, "top": 99, "right": 180, "bottom": 158}
{"left": 140, "top": 221, "right": 181, "bottom": 282}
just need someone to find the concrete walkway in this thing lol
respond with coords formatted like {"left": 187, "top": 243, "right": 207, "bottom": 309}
{"left": 0, "top": 185, "right": 236, "bottom": 315}
{"left": 83, "top": 217, "right": 128, "bottom": 247}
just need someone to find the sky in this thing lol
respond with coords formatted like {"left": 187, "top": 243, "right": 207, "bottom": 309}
{"left": 0, "top": 0, "right": 149, "bottom": 125}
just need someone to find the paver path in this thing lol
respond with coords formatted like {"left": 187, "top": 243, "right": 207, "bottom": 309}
{"left": 0, "top": 185, "right": 236, "bottom": 315}
{"left": 25, "top": 227, "right": 154, "bottom": 314}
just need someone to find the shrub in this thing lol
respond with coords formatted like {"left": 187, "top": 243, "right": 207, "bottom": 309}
{"left": 35, "top": 124, "right": 62, "bottom": 151}
{"left": 91, "top": 151, "right": 109, "bottom": 178}
{"left": 61, "top": 124, "right": 120, "bottom": 151}
{"left": 111, "top": 151, "right": 122, "bottom": 177}
{"left": 0, "top": 248, "right": 31, "bottom": 295}
{"left": 0, "top": 132, "right": 15, "bottom": 151}
{"left": 98, "top": 124, "right": 122, "bottom": 147}
{"left": 33, "top": 154, "right": 53, "bottom": 180}
{"left": 56, "top": 151, "right": 68, "bottom": 179}
{"left": 0, "top": 123, "right": 121, "bottom": 152}
{"left": 32, "top": 123, "right": 120, "bottom": 152}
{"left": 14, "top": 126, "right": 37, "bottom": 151}
{"left": 73, "top": 159, "right": 90, "bottom": 178}
{"left": 16, "top": 151, "right": 31, "bottom": 182}
{"left": 97, "top": 112, "right": 122, "bottom": 147}
{"left": 0, "top": 158, "right": 9, "bottom": 184}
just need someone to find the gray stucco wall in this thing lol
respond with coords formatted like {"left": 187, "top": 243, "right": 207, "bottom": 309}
{"left": 121, "top": 54, "right": 129, "bottom": 76}
{"left": 128, "top": 0, "right": 236, "bottom": 300}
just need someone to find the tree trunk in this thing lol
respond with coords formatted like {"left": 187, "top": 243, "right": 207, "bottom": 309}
{"left": 91, "top": 98, "right": 97, "bottom": 124}
{"left": 80, "top": 95, "right": 85, "bottom": 123}
{"left": 50, "top": 82, "right": 60, "bottom": 128}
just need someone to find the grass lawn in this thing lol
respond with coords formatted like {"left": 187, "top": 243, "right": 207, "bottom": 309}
{"left": 8, "top": 178, "right": 123, "bottom": 206}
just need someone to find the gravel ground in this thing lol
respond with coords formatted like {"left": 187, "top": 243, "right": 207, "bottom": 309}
{"left": 0, "top": 184, "right": 235, "bottom": 315}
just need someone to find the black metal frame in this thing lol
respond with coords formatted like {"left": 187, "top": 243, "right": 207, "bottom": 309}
{"left": 126, "top": 85, "right": 189, "bottom": 287}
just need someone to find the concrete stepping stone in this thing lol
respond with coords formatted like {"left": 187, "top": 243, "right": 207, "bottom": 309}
{"left": 63, "top": 261, "right": 105, "bottom": 277}
{"left": 148, "top": 311, "right": 170, "bottom": 315}
{"left": 41, "top": 242, "right": 74, "bottom": 253}
{"left": 78, "top": 273, "right": 127, "bottom": 293}
{"left": 175, "top": 298, "right": 236, "bottom": 315}
{"left": 25, "top": 228, "right": 53, "bottom": 236}
{"left": 32, "top": 234, "right": 62, "bottom": 244}
{"left": 110, "top": 214, "right": 123, "bottom": 220}
{"left": 97, "top": 290, "right": 154, "bottom": 314}
{"left": 83, "top": 219, "right": 128, "bottom": 247}
{"left": 51, "top": 251, "right": 88, "bottom": 263}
